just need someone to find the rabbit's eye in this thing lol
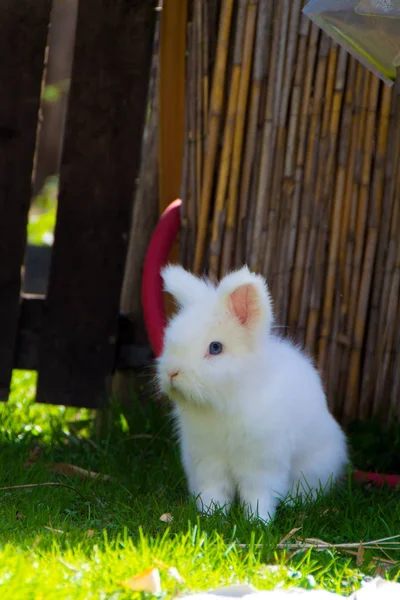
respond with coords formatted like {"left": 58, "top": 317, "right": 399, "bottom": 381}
{"left": 209, "top": 341, "right": 223, "bottom": 355}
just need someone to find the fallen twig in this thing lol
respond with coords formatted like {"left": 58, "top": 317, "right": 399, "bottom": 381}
{"left": 238, "top": 533, "right": 400, "bottom": 552}
{"left": 339, "top": 548, "right": 397, "bottom": 568}
{"left": 0, "top": 482, "right": 88, "bottom": 502}
{"left": 44, "top": 526, "right": 65, "bottom": 534}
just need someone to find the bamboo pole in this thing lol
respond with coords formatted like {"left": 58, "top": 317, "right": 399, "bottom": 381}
{"left": 189, "top": 19, "right": 198, "bottom": 224}
{"left": 273, "top": 0, "right": 304, "bottom": 319}
{"left": 194, "top": 0, "right": 234, "bottom": 273}
{"left": 361, "top": 84, "right": 398, "bottom": 414}
{"left": 195, "top": 0, "right": 203, "bottom": 218}
{"left": 356, "top": 84, "right": 391, "bottom": 420}
{"left": 260, "top": 0, "right": 293, "bottom": 291}
{"left": 336, "top": 67, "right": 370, "bottom": 409}
{"left": 307, "top": 49, "right": 348, "bottom": 371}
{"left": 317, "top": 55, "right": 355, "bottom": 375}
{"left": 235, "top": 0, "right": 269, "bottom": 267}
{"left": 288, "top": 32, "right": 329, "bottom": 339}
{"left": 159, "top": 0, "right": 187, "bottom": 316}
{"left": 202, "top": 0, "right": 209, "bottom": 133}
{"left": 180, "top": 22, "right": 197, "bottom": 269}
{"left": 300, "top": 44, "right": 340, "bottom": 354}
{"left": 221, "top": 0, "right": 258, "bottom": 274}
{"left": 345, "top": 76, "right": 383, "bottom": 421}
{"left": 387, "top": 225, "right": 400, "bottom": 422}
{"left": 208, "top": 0, "right": 247, "bottom": 280}
{"left": 179, "top": 24, "right": 191, "bottom": 267}
{"left": 346, "top": 76, "right": 380, "bottom": 336}
{"left": 250, "top": 2, "right": 284, "bottom": 271}
{"left": 159, "top": 0, "right": 187, "bottom": 214}
{"left": 376, "top": 200, "right": 400, "bottom": 419}
{"left": 372, "top": 82, "right": 400, "bottom": 416}
{"left": 280, "top": 15, "right": 311, "bottom": 326}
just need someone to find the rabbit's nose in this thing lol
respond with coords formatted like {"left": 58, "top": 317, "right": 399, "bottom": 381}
{"left": 168, "top": 370, "right": 180, "bottom": 382}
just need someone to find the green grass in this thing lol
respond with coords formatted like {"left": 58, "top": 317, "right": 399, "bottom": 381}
{"left": 0, "top": 370, "right": 399, "bottom": 599}
{"left": 27, "top": 176, "right": 58, "bottom": 246}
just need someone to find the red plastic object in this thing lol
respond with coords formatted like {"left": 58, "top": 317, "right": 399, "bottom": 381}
{"left": 141, "top": 198, "right": 400, "bottom": 489}
{"left": 142, "top": 198, "right": 182, "bottom": 357}
{"left": 353, "top": 470, "right": 400, "bottom": 489}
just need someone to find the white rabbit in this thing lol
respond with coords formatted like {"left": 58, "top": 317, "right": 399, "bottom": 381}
{"left": 156, "top": 264, "right": 348, "bottom": 523}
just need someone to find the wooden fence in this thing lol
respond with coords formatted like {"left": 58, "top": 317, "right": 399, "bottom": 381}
{"left": 0, "top": 0, "right": 156, "bottom": 408}
{"left": 2, "top": 0, "right": 399, "bottom": 424}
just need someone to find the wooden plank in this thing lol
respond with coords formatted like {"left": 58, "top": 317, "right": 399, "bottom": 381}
{"left": 14, "top": 296, "right": 44, "bottom": 371}
{"left": 159, "top": 0, "right": 187, "bottom": 214}
{"left": 37, "top": 0, "right": 156, "bottom": 408}
{"left": 0, "top": 1, "right": 51, "bottom": 399}
{"left": 23, "top": 244, "right": 52, "bottom": 295}
{"left": 15, "top": 297, "right": 152, "bottom": 372}
{"left": 158, "top": 0, "right": 187, "bottom": 317}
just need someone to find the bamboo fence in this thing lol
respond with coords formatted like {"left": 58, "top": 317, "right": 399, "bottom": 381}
{"left": 179, "top": 0, "right": 400, "bottom": 424}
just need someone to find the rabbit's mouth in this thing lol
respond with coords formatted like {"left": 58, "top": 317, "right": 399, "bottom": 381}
{"left": 162, "top": 375, "right": 184, "bottom": 397}
{"left": 169, "top": 379, "right": 179, "bottom": 392}
{"left": 166, "top": 385, "right": 188, "bottom": 405}
{"left": 166, "top": 380, "right": 208, "bottom": 406}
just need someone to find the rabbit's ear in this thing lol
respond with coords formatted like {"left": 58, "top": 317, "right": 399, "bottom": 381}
{"left": 161, "top": 264, "right": 211, "bottom": 308}
{"left": 218, "top": 266, "right": 273, "bottom": 332}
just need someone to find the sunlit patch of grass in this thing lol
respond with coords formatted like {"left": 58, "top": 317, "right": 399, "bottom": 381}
{"left": 4, "top": 370, "right": 94, "bottom": 445}
{"left": 27, "top": 176, "right": 58, "bottom": 246}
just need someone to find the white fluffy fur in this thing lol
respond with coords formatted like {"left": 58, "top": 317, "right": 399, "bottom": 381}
{"left": 157, "top": 265, "right": 348, "bottom": 523}
{"left": 162, "top": 264, "right": 212, "bottom": 308}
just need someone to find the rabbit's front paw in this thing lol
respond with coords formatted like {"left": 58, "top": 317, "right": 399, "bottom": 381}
{"left": 195, "top": 488, "right": 232, "bottom": 516}
{"left": 242, "top": 497, "right": 276, "bottom": 524}
{"left": 238, "top": 470, "right": 290, "bottom": 524}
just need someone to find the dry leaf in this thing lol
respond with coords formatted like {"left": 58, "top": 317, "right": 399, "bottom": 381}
{"left": 48, "top": 462, "right": 111, "bottom": 482}
{"left": 86, "top": 529, "right": 95, "bottom": 537}
{"left": 24, "top": 445, "right": 41, "bottom": 468}
{"left": 122, "top": 567, "right": 162, "bottom": 595}
{"left": 374, "top": 564, "right": 388, "bottom": 577}
{"left": 16, "top": 511, "right": 25, "bottom": 521}
{"left": 160, "top": 512, "right": 173, "bottom": 523}
{"left": 356, "top": 542, "right": 365, "bottom": 567}
{"left": 321, "top": 508, "right": 339, "bottom": 516}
